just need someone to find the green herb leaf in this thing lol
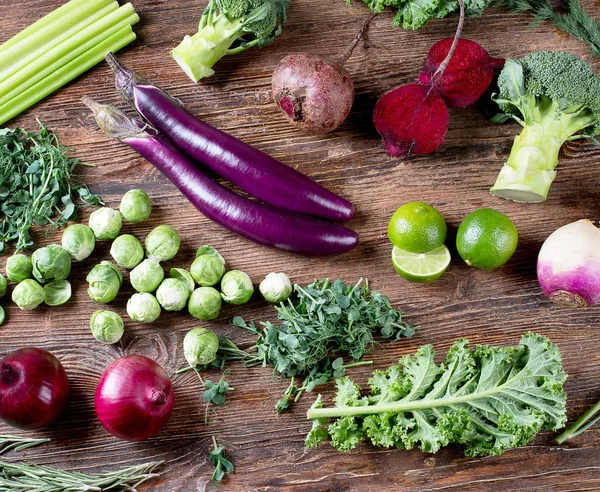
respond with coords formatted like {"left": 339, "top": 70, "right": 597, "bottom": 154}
{"left": 210, "top": 437, "right": 233, "bottom": 483}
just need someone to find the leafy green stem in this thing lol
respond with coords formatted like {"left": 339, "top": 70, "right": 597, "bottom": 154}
{"left": 555, "top": 400, "right": 600, "bottom": 444}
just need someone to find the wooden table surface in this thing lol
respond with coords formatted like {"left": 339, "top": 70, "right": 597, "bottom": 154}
{"left": 2, "top": 1, "right": 600, "bottom": 490}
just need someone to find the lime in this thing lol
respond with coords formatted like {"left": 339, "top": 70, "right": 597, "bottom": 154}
{"left": 388, "top": 202, "right": 447, "bottom": 253}
{"left": 392, "top": 245, "right": 451, "bottom": 283}
{"left": 456, "top": 208, "right": 518, "bottom": 270}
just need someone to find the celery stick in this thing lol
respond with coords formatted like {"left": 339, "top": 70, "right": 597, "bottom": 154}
{"left": 0, "top": 26, "right": 136, "bottom": 126}
{"left": 0, "top": 4, "right": 139, "bottom": 108}
{"left": 0, "top": 0, "right": 98, "bottom": 54}
{"left": 0, "top": 0, "right": 118, "bottom": 84}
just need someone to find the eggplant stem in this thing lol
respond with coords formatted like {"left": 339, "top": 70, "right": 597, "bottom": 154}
{"left": 336, "top": 13, "right": 375, "bottom": 66}
{"left": 428, "top": 0, "right": 465, "bottom": 91}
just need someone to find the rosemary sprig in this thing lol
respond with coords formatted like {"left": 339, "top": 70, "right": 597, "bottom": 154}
{"left": 0, "top": 435, "right": 50, "bottom": 455}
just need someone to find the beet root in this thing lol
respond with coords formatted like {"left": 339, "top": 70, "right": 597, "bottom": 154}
{"left": 418, "top": 38, "right": 504, "bottom": 108}
{"left": 373, "top": 83, "right": 449, "bottom": 158}
{"left": 272, "top": 53, "right": 355, "bottom": 135}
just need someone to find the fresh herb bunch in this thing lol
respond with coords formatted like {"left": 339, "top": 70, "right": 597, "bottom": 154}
{"left": 0, "top": 435, "right": 49, "bottom": 455}
{"left": 231, "top": 278, "right": 417, "bottom": 411}
{"left": 210, "top": 437, "right": 234, "bottom": 483}
{"left": 306, "top": 333, "right": 567, "bottom": 456}
{"left": 0, "top": 121, "right": 102, "bottom": 253}
{"left": 498, "top": 0, "right": 600, "bottom": 58}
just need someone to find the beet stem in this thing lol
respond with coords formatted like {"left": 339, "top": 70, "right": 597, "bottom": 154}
{"left": 428, "top": 0, "right": 465, "bottom": 91}
{"left": 336, "top": 13, "right": 375, "bottom": 66}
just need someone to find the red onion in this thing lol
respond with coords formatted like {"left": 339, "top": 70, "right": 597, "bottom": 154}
{"left": 95, "top": 355, "right": 174, "bottom": 442}
{"left": 0, "top": 348, "right": 69, "bottom": 430}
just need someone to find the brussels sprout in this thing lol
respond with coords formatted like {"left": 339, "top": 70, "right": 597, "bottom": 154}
{"left": 0, "top": 274, "right": 6, "bottom": 299}
{"left": 6, "top": 254, "right": 33, "bottom": 283}
{"left": 220, "top": 270, "right": 254, "bottom": 305}
{"left": 90, "top": 310, "right": 125, "bottom": 344}
{"left": 127, "top": 293, "right": 161, "bottom": 323}
{"left": 120, "top": 189, "right": 152, "bottom": 223}
{"left": 188, "top": 286, "right": 222, "bottom": 320}
{"left": 89, "top": 207, "right": 122, "bottom": 240}
{"left": 130, "top": 259, "right": 164, "bottom": 293}
{"left": 259, "top": 272, "right": 292, "bottom": 304}
{"left": 190, "top": 255, "right": 225, "bottom": 287}
{"left": 61, "top": 224, "right": 95, "bottom": 261}
{"left": 145, "top": 225, "right": 180, "bottom": 262}
{"left": 12, "top": 279, "right": 45, "bottom": 310}
{"left": 110, "top": 234, "right": 144, "bottom": 269}
{"left": 156, "top": 278, "right": 190, "bottom": 311}
{"left": 183, "top": 327, "right": 219, "bottom": 367}
{"left": 87, "top": 261, "right": 123, "bottom": 303}
{"left": 170, "top": 267, "right": 195, "bottom": 293}
{"left": 0, "top": 306, "right": 4, "bottom": 325}
{"left": 195, "top": 245, "right": 225, "bottom": 264}
{"left": 31, "top": 244, "right": 71, "bottom": 283}
{"left": 44, "top": 280, "right": 72, "bottom": 306}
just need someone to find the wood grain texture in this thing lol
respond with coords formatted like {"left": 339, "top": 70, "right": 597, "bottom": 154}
{"left": 2, "top": 0, "right": 600, "bottom": 490}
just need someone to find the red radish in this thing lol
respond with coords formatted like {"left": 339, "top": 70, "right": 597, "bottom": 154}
{"left": 272, "top": 15, "right": 373, "bottom": 135}
{"left": 418, "top": 38, "right": 504, "bottom": 108}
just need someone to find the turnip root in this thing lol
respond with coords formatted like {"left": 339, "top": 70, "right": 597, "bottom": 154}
{"left": 537, "top": 219, "right": 600, "bottom": 308}
{"left": 271, "top": 15, "right": 373, "bottom": 135}
{"left": 418, "top": 38, "right": 504, "bottom": 108}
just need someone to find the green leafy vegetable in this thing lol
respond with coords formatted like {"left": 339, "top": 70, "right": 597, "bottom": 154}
{"left": 203, "top": 373, "right": 235, "bottom": 424}
{"left": 0, "top": 122, "right": 102, "bottom": 254}
{"left": 210, "top": 436, "right": 234, "bottom": 483}
{"left": 306, "top": 333, "right": 567, "bottom": 456}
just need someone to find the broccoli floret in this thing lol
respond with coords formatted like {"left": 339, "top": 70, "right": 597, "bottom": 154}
{"left": 491, "top": 51, "right": 600, "bottom": 203}
{"left": 171, "top": 0, "right": 289, "bottom": 82}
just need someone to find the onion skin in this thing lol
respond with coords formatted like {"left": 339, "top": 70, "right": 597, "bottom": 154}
{"left": 0, "top": 348, "right": 69, "bottom": 430}
{"left": 95, "top": 355, "right": 174, "bottom": 442}
{"left": 537, "top": 219, "right": 600, "bottom": 308}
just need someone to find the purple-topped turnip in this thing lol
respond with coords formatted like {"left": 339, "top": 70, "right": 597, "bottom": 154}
{"left": 537, "top": 219, "right": 600, "bottom": 308}
{"left": 271, "top": 15, "right": 373, "bottom": 135}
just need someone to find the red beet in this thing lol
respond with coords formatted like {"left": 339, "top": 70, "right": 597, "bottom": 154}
{"left": 373, "top": 84, "right": 449, "bottom": 158}
{"left": 272, "top": 15, "right": 373, "bottom": 135}
{"left": 418, "top": 38, "right": 504, "bottom": 108}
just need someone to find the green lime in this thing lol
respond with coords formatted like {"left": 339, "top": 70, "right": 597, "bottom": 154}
{"left": 392, "top": 245, "right": 451, "bottom": 283}
{"left": 456, "top": 208, "right": 518, "bottom": 270}
{"left": 388, "top": 202, "right": 447, "bottom": 253}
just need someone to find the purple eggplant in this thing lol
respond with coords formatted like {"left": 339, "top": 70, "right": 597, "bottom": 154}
{"left": 104, "top": 53, "right": 355, "bottom": 223}
{"left": 83, "top": 98, "right": 359, "bottom": 256}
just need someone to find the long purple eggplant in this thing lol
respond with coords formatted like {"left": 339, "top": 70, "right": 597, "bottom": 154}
{"left": 83, "top": 98, "right": 359, "bottom": 256}
{"left": 104, "top": 53, "right": 355, "bottom": 223}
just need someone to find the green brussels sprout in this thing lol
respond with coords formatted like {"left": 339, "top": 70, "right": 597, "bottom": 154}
{"left": 130, "top": 259, "right": 164, "bottom": 293}
{"left": 0, "top": 273, "right": 6, "bottom": 299}
{"left": 259, "top": 272, "right": 292, "bottom": 303}
{"left": 12, "top": 279, "right": 45, "bottom": 310}
{"left": 170, "top": 267, "right": 195, "bottom": 293}
{"left": 220, "top": 270, "right": 254, "bottom": 305}
{"left": 127, "top": 293, "right": 161, "bottom": 323}
{"left": 110, "top": 234, "right": 144, "bottom": 269}
{"left": 89, "top": 207, "right": 122, "bottom": 240}
{"left": 0, "top": 306, "right": 4, "bottom": 325}
{"left": 183, "top": 327, "right": 219, "bottom": 367}
{"left": 120, "top": 189, "right": 152, "bottom": 223}
{"left": 87, "top": 261, "right": 123, "bottom": 303}
{"left": 90, "top": 310, "right": 125, "bottom": 343}
{"left": 44, "top": 280, "right": 72, "bottom": 306}
{"left": 6, "top": 254, "right": 33, "bottom": 283}
{"left": 188, "top": 286, "right": 222, "bottom": 320}
{"left": 195, "top": 245, "right": 225, "bottom": 264}
{"left": 31, "top": 244, "right": 71, "bottom": 283}
{"left": 61, "top": 224, "right": 95, "bottom": 261}
{"left": 145, "top": 225, "right": 180, "bottom": 262}
{"left": 156, "top": 278, "right": 190, "bottom": 311}
{"left": 190, "top": 255, "right": 225, "bottom": 287}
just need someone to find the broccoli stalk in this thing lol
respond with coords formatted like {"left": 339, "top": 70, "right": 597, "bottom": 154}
{"left": 490, "top": 52, "right": 600, "bottom": 203}
{"left": 171, "top": 0, "right": 289, "bottom": 82}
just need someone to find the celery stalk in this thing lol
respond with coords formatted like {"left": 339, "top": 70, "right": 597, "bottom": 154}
{"left": 0, "top": 26, "right": 137, "bottom": 126}
{"left": 0, "top": 4, "right": 139, "bottom": 108}
{"left": 0, "top": 0, "right": 98, "bottom": 54}
{"left": 0, "top": 0, "right": 118, "bottom": 84}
